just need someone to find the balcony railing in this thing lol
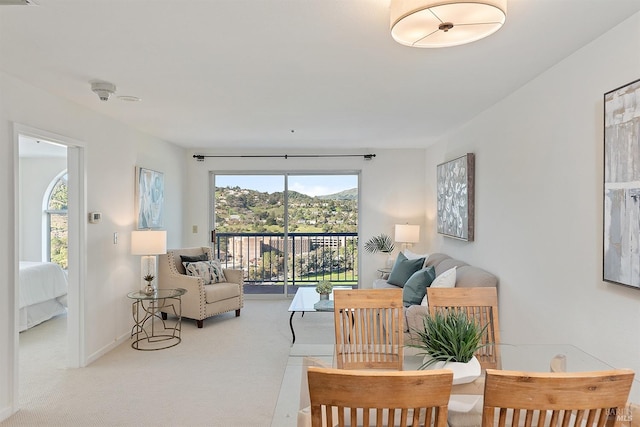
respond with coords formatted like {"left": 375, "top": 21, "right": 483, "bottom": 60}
{"left": 212, "top": 232, "right": 358, "bottom": 289}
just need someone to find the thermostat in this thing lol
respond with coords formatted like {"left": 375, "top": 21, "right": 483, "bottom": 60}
{"left": 89, "top": 212, "right": 102, "bottom": 223}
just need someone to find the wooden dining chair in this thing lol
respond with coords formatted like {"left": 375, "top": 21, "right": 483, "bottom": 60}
{"left": 427, "top": 287, "right": 501, "bottom": 369}
{"left": 307, "top": 366, "right": 453, "bottom": 427}
{"left": 482, "top": 369, "right": 635, "bottom": 427}
{"left": 333, "top": 288, "right": 404, "bottom": 370}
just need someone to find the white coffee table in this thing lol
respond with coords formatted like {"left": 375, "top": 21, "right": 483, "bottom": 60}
{"left": 288, "top": 286, "right": 351, "bottom": 344}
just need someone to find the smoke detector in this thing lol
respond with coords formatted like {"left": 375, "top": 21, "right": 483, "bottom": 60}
{"left": 90, "top": 80, "right": 116, "bottom": 102}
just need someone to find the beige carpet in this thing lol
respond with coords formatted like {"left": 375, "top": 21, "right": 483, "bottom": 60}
{"left": 3, "top": 298, "right": 335, "bottom": 427}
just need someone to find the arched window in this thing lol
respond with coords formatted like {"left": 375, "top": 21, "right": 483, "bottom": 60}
{"left": 46, "top": 172, "right": 68, "bottom": 269}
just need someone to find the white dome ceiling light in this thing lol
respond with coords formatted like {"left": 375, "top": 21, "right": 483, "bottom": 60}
{"left": 390, "top": 0, "right": 507, "bottom": 48}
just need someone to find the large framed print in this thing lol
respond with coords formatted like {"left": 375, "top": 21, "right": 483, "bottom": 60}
{"left": 136, "top": 167, "right": 164, "bottom": 229}
{"left": 604, "top": 78, "right": 640, "bottom": 288}
{"left": 437, "top": 153, "right": 475, "bottom": 241}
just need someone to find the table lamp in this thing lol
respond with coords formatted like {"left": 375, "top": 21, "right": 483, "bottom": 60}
{"left": 131, "top": 230, "right": 167, "bottom": 291}
{"left": 394, "top": 224, "right": 420, "bottom": 252}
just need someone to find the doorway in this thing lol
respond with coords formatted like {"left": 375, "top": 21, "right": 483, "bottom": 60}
{"left": 14, "top": 126, "right": 86, "bottom": 411}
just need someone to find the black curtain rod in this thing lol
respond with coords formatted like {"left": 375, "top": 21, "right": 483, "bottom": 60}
{"left": 193, "top": 153, "right": 375, "bottom": 161}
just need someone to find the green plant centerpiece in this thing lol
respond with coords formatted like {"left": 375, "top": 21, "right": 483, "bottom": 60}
{"left": 315, "top": 280, "right": 333, "bottom": 300}
{"left": 408, "top": 310, "right": 487, "bottom": 384}
{"left": 363, "top": 233, "right": 395, "bottom": 254}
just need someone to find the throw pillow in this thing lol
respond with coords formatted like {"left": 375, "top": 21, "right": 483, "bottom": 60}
{"left": 183, "top": 260, "right": 226, "bottom": 284}
{"left": 421, "top": 266, "right": 457, "bottom": 306}
{"left": 180, "top": 253, "right": 209, "bottom": 264}
{"left": 403, "top": 248, "right": 429, "bottom": 261}
{"left": 387, "top": 252, "right": 425, "bottom": 287}
{"left": 402, "top": 266, "right": 436, "bottom": 306}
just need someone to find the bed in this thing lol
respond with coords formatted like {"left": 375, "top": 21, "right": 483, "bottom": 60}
{"left": 19, "top": 261, "right": 68, "bottom": 332}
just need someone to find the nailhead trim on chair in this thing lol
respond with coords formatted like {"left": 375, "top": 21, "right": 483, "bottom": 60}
{"left": 167, "top": 249, "right": 207, "bottom": 320}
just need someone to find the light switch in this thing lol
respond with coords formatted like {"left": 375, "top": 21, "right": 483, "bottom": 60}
{"left": 192, "top": 225, "right": 198, "bottom": 233}
{"left": 113, "top": 232, "right": 118, "bottom": 244}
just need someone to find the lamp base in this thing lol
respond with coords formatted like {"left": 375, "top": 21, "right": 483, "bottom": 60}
{"left": 140, "top": 255, "right": 158, "bottom": 291}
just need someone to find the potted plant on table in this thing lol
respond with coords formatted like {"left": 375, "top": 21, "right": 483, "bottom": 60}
{"left": 143, "top": 274, "right": 155, "bottom": 296}
{"left": 408, "top": 310, "right": 488, "bottom": 384}
{"left": 315, "top": 280, "right": 333, "bottom": 300}
{"left": 363, "top": 233, "right": 395, "bottom": 268}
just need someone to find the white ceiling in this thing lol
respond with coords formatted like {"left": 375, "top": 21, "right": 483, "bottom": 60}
{"left": 2, "top": 0, "right": 640, "bottom": 151}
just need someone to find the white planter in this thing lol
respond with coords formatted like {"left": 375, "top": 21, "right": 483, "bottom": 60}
{"left": 422, "top": 355, "right": 481, "bottom": 385}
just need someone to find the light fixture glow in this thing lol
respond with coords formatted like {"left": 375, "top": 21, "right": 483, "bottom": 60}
{"left": 390, "top": 0, "right": 507, "bottom": 48}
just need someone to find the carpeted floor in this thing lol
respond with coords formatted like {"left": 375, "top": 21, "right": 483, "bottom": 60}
{"left": 3, "top": 298, "right": 335, "bottom": 427}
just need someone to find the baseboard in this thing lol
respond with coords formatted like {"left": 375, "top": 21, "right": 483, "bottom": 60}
{"left": 0, "top": 404, "right": 16, "bottom": 423}
{"left": 86, "top": 331, "right": 129, "bottom": 365}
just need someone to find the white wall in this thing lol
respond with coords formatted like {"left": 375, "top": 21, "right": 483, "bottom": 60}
{"left": 0, "top": 71, "right": 186, "bottom": 419}
{"left": 183, "top": 148, "right": 428, "bottom": 289}
{"left": 19, "top": 157, "right": 67, "bottom": 261}
{"left": 425, "top": 12, "right": 640, "bottom": 398}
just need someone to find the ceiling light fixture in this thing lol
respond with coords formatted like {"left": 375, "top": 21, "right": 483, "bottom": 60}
{"left": 0, "top": 0, "right": 37, "bottom": 5}
{"left": 390, "top": 0, "right": 506, "bottom": 48}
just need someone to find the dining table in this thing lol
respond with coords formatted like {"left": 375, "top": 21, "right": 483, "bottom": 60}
{"left": 286, "top": 343, "right": 639, "bottom": 427}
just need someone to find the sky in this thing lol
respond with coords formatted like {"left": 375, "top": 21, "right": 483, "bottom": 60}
{"left": 215, "top": 174, "right": 358, "bottom": 197}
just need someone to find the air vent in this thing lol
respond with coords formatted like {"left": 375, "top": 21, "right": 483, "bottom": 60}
{"left": 0, "top": 0, "right": 38, "bottom": 5}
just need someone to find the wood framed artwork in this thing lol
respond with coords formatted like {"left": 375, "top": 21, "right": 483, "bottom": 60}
{"left": 604, "top": 78, "right": 640, "bottom": 288}
{"left": 136, "top": 167, "right": 164, "bottom": 229}
{"left": 437, "top": 153, "right": 475, "bottom": 241}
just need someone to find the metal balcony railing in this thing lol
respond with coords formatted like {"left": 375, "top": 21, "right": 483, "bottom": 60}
{"left": 212, "top": 232, "right": 358, "bottom": 288}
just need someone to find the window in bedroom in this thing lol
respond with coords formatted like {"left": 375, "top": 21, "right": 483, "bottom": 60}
{"left": 46, "top": 172, "right": 68, "bottom": 269}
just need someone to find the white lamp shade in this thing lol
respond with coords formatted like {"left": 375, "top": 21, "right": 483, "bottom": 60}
{"left": 131, "top": 230, "right": 167, "bottom": 255}
{"left": 390, "top": 0, "right": 507, "bottom": 48}
{"left": 395, "top": 224, "right": 420, "bottom": 243}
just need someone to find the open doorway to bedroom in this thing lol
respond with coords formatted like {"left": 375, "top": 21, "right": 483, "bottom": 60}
{"left": 16, "top": 128, "right": 85, "bottom": 411}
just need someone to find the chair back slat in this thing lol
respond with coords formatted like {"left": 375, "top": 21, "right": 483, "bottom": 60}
{"left": 482, "top": 369, "right": 635, "bottom": 427}
{"left": 333, "top": 289, "right": 404, "bottom": 370}
{"left": 308, "top": 366, "right": 453, "bottom": 427}
{"left": 427, "top": 287, "right": 501, "bottom": 369}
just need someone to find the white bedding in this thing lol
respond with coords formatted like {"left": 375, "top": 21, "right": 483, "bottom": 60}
{"left": 19, "top": 261, "right": 68, "bottom": 331}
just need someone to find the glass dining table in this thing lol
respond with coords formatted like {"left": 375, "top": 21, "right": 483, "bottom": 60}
{"left": 280, "top": 343, "right": 639, "bottom": 427}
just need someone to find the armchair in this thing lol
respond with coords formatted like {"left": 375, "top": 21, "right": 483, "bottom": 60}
{"left": 158, "top": 247, "right": 243, "bottom": 328}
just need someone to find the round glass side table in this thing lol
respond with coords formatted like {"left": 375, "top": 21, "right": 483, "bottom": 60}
{"left": 126, "top": 288, "right": 187, "bottom": 351}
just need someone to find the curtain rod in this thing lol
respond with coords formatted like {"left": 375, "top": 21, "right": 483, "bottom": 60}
{"left": 193, "top": 153, "right": 375, "bottom": 161}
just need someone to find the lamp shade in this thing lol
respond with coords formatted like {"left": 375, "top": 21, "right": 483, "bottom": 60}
{"left": 131, "top": 230, "right": 167, "bottom": 255}
{"left": 390, "top": 0, "right": 507, "bottom": 48}
{"left": 395, "top": 224, "right": 420, "bottom": 243}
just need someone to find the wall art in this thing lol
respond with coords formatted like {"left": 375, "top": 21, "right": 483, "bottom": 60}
{"left": 437, "top": 153, "right": 475, "bottom": 241}
{"left": 136, "top": 167, "right": 164, "bottom": 229}
{"left": 604, "top": 78, "right": 640, "bottom": 288}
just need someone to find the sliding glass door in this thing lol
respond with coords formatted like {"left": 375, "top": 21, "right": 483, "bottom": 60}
{"left": 212, "top": 173, "right": 358, "bottom": 296}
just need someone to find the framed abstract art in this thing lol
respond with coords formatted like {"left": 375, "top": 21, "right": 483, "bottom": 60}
{"left": 604, "top": 78, "right": 640, "bottom": 288}
{"left": 136, "top": 167, "right": 164, "bottom": 229}
{"left": 437, "top": 153, "right": 475, "bottom": 241}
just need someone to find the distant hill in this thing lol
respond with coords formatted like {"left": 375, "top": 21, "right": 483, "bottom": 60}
{"left": 317, "top": 188, "right": 358, "bottom": 200}
{"left": 215, "top": 186, "right": 357, "bottom": 233}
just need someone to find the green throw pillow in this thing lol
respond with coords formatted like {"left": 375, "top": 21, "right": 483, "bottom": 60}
{"left": 402, "top": 266, "right": 436, "bottom": 306}
{"left": 387, "top": 252, "right": 425, "bottom": 287}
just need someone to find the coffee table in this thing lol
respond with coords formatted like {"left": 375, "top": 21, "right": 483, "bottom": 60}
{"left": 288, "top": 286, "right": 351, "bottom": 344}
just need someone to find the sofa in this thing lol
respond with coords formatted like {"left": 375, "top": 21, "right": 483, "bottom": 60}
{"left": 373, "top": 252, "right": 498, "bottom": 344}
{"left": 158, "top": 247, "right": 244, "bottom": 328}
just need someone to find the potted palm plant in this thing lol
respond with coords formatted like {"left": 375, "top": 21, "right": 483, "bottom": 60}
{"left": 408, "top": 310, "right": 487, "bottom": 384}
{"left": 364, "top": 233, "right": 395, "bottom": 268}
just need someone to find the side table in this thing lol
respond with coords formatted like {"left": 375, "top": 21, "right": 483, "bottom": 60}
{"left": 127, "top": 288, "right": 187, "bottom": 351}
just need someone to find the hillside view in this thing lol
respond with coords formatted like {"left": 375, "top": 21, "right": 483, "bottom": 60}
{"left": 215, "top": 186, "right": 358, "bottom": 233}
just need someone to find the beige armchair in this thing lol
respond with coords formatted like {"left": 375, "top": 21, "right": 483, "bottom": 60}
{"left": 158, "top": 247, "right": 244, "bottom": 328}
